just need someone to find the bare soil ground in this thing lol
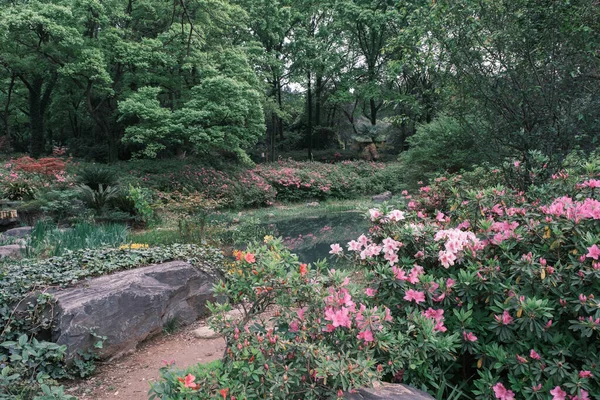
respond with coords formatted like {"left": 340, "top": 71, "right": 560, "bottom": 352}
{"left": 66, "top": 320, "right": 225, "bottom": 400}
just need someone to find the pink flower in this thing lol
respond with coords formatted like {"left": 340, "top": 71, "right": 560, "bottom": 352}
{"left": 404, "top": 289, "right": 426, "bottom": 304}
{"left": 387, "top": 210, "right": 405, "bottom": 221}
{"left": 423, "top": 308, "right": 444, "bottom": 320}
{"left": 516, "top": 354, "right": 527, "bottom": 364}
{"left": 329, "top": 243, "right": 343, "bottom": 255}
{"left": 244, "top": 252, "right": 256, "bottom": 263}
{"left": 493, "top": 382, "right": 515, "bottom": 400}
{"left": 392, "top": 267, "right": 408, "bottom": 281}
{"left": 436, "top": 212, "right": 446, "bottom": 222}
{"left": 529, "top": 349, "right": 540, "bottom": 360}
{"left": 494, "top": 310, "right": 513, "bottom": 325}
{"left": 579, "top": 370, "right": 593, "bottom": 379}
{"left": 463, "top": 331, "right": 477, "bottom": 342}
{"left": 357, "top": 329, "right": 374, "bottom": 343}
{"left": 289, "top": 320, "right": 299, "bottom": 332}
{"left": 446, "top": 278, "right": 456, "bottom": 289}
{"left": 586, "top": 244, "right": 600, "bottom": 260}
{"left": 575, "top": 390, "right": 590, "bottom": 400}
{"left": 324, "top": 306, "right": 352, "bottom": 329}
{"left": 348, "top": 240, "right": 362, "bottom": 251}
{"left": 550, "top": 386, "right": 567, "bottom": 400}
{"left": 364, "top": 288, "right": 377, "bottom": 297}
{"left": 369, "top": 209, "right": 382, "bottom": 221}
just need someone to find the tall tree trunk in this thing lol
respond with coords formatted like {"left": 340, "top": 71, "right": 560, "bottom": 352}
{"left": 315, "top": 75, "right": 322, "bottom": 127}
{"left": 2, "top": 74, "right": 15, "bottom": 150}
{"left": 20, "top": 75, "right": 56, "bottom": 158}
{"left": 369, "top": 98, "right": 377, "bottom": 126}
{"left": 277, "top": 79, "right": 284, "bottom": 140}
{"left": 307, "top": 71, "right": 313, "bottom": 160}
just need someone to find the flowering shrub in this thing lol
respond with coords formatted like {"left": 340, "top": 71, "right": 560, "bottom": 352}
{"left": 0, "top": 156, "right": 71, "bottom": 200}
{"left": 154, "top": 155, "right": 600, "bottom": 399}
{"left": 151, "top": 239, "right": 393, "bottom": 399}
{"left": 129, "top": 160, "right": 400, "bottom": 208}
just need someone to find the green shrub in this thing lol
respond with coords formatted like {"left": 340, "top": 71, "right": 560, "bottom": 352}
{"left": 75, "top": 165, "right": 118, "bottom": 191}
{"left": 399, "top": 115, "right": 484, "bottom": 188}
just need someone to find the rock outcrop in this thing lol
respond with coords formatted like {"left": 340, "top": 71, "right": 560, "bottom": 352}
{"left": 344, "top": 382, "right": 434, "bottom": 400}
{"left": 50, "top": 260, "right": 220, "bottom": 361}
{"left": 372, "top": 192, "right": 392, "bottom": 203}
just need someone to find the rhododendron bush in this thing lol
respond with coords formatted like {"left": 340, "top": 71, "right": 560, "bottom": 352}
{"left": 152, "top": 161, "right": 600, "bottom": 399}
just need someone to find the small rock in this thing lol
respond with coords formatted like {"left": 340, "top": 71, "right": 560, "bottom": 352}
{"left": 372, "top": 191, "right": 392, "bottom": 203}
{"left": 344, "top": 382, "right": 434, "bottom": 400}
{"left": 192, "top": 326, "right": 220, "bottom": 339}
{"left": 306, "top": 202, "right": 320, "bottom": 207}
{"left": 0, "top": 244, "right": 23, "bottom": 259}
{"left": 2, "top": 226, "right": 33, "bottom": 238}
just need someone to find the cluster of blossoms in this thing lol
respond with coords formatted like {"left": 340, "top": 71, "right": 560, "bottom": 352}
{"left": 540, "top": 196, "right": 600, "bottom": 221}
{"left": 433, "top": 228, "right": 483, "bottom": 268}
{"left": 322, "top": 280, "right": 392, "bottom": 343}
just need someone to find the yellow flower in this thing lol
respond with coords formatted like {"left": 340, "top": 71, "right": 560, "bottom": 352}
{"left": 120, "top": 243, "right": 149, "bottom": 250}
{"left": 264, "top": 235, "right": 274, "bottom": 243}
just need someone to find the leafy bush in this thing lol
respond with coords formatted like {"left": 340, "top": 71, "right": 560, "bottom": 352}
{"left": 0, "top": 244, "right": 223, "bottom": 399}
{"left": 77, "top": 184, "right": 120, "bottom": 212}
{"left": 150, "top": 239, "right": 387, "bottom": 400}
{"left": 399, "top": 115, "right": 484, "bottom": 188}
{"left": 153, "top": 157, "right": 600, "bottom": 399}
{"left": 75, "top": 165, "right": 118, "bottom": 191}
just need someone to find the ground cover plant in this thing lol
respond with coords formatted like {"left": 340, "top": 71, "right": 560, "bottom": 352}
{"left": 0, "top": 244, "right": 223, "bottom": 399}
{"left": 152, "top": 155, "right": 600, "bottom": 399}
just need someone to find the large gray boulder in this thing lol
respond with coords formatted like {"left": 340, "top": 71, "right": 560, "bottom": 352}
{"left": 50, "top": 261, "right": 219, "bottom": 361}
{"left": 2, "top": 226, "right": 33, "bottom": 238}
{"left": 345, "top": 382, "right": 434, "bottom": 400}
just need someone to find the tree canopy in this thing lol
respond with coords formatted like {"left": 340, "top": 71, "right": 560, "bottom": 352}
{"left": 0, "top": 0, "right": 598, "bottom": 164}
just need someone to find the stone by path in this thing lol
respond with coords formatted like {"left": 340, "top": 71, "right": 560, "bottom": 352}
{"left": 67, "top": 319, "right": 225, "bottom": 400}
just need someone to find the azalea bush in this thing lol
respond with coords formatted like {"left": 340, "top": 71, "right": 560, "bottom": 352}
{"left": 153, "top": 154, "right": 600, "bottom": 399}
{"left": 0, "top": 156, "right": 72, "bottom": 200}
{"left": 126, "top": 160, "right": 401, "bottom": 208}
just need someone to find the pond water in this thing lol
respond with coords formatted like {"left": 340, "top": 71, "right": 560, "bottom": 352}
{"left": 263, "top": 211, "right": 369, "bottom": 264}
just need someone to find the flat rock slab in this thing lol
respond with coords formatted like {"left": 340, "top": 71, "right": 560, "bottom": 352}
{"left": 2, "top": 226, "right": 33, "bottom": 238}
{"left": 345, "top": 382, "right": 434, "bottom": 400}
{"left": 0, "top": 244, "right": 23, "bottom": 259}
{"left": 50, "top": 261, "right": 220, "bottom": 361}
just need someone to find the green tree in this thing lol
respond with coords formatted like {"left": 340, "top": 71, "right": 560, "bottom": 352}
{"left": 0, "top": 1, "right": 81, "bottom": 157}
{"left": 433, "top": 0, "right": 600, "bottom": 166}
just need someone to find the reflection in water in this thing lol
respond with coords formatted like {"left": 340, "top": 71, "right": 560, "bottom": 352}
{"left": 265, "top": 212, "right": 368, "bottom": 264}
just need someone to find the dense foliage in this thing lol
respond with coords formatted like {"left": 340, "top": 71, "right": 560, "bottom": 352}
{"left": 152, "top": 155, "right": 600, "bottom": 399}
{"left": 1, "top": 0, "right": 597, "bottom": 166}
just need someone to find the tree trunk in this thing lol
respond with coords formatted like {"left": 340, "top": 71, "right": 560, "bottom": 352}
{"left": 28, "top": 78, "right": 46, "bottom": 158}
{"left": 277, "top": 79, "right": 284, "bottom": 140}
{"left": 369, "top": 97, "right": 377, "bottom": 126}
{"left": 307, "top": 71, "right": 313, "bottom": 160}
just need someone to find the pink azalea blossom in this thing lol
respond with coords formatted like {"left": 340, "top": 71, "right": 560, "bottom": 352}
{"left": 404, "top": 289, "right": 426, "bottom": 304}
{"left": 579, "top": 370, "right": 593, "bottom": 379}
{"left": 493, "top": 382, "right": 515, "bottom": 400}
{"left": 357, "top": 329, "right": 374, "bottom": 343}
{"left": 586, "top": 244, "right": 600, "bottom": 260}
{"left": 387, "top": 210, "right": 405, "bottom": 221}
{"left": 369, "top": 209, "right": 382, "bottom": 221}
{"left": 529, "top": 349, "right": 540, "bottom": 360}
{"left": 329, "top": 243, "right": 343, "bottom": 255}
{"left": 463, "top": 331, "right": 477, "bottom": 342}
{"left": 550, "top": 386, "right": 567, "bottom": 400}
{"left": 494, "top": 310, "right": 514, "bottom": 325}
{"left": 364, "top": 288, "right": 377, "bottom": 297}
{"left": 348, "top": 240, "right": 362, "bottom": 251}
{"left": 324, "top": 306, "right": 352, "bottom": 329}
{"left": 392, "top": 267, "right": 408, "bottom": 281}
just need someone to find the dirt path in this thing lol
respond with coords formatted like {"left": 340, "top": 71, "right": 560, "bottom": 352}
{"left": 66, "top": 321, "right": 225, "bottom": 400}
